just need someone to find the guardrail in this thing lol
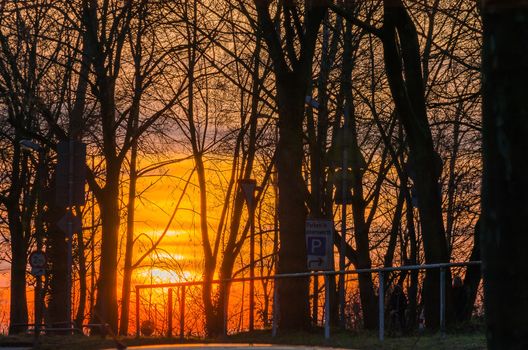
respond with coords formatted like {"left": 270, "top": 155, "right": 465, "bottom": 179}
{"left": 135, "top": 261, "right": 481, "bottom": 341}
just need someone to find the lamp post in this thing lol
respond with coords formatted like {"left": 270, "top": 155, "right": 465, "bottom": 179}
{"left": 239, "top": 178, "right": 257, "bottom": 332}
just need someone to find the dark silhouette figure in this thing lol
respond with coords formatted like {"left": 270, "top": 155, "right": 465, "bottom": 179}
{"left": 387, "top": 284, "right": 407, "bottom": 334}
{"left": 452, "top": 276, "right": 466, "bottom": 323}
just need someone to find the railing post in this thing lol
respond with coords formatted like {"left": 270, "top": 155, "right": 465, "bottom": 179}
{"left": 223, "top": 281, "right": 228, "bottom": 336}
{"left": 440, "top": 267, "right": 446, "bottom": 336}
{"left": 324, "top": 274, "right": 331, "bottom": 339}
{"left": 378, "top": 271, "right": 384, "bottom": 342}
{"left": 167, "top": 288, "right": 173, "bottom": 338}
{"left": 136, "top": 286, "right": 140, "bottom": 338}
{"left": 272, "top": 278, "right": 278, "bottom": 337}
{"left": 180, "top": 285, "right": 185, "bottom": 340}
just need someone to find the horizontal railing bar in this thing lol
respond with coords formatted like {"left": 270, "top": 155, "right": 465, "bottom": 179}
{"left": 136, "top": 261, "right": 481, "bottom": 290}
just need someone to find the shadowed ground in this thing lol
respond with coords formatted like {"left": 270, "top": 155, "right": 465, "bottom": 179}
{"left": 0, "top": 330, "right": 486, "bottom": 349}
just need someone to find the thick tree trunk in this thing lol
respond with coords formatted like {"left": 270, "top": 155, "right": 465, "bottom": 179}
{"left": 254, "top": 1, "right": 326, "bottom": 331}
{"left": 275, "top": 76, "right": 310, "bottom": 330}
{"left": 8, "top": 144, "right": 28, "bottom": 334}
{"left": 119, "top": 125, "right": 139, "bottom": 336}
{"left": 75, "top": 221, "right": 88, "bottom": 329}
{"left": 93, "top": 164, "right": 121, "bottom": 332}
{"left": 8, "top": 219, "right": 28, "bottom": 334}
{"left": 481, "top": 3, "right": 528, "bottom": 348}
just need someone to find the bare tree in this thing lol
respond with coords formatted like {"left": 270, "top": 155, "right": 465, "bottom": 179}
{"left": 482, "top": 1, "right": 528, "bottom": 348}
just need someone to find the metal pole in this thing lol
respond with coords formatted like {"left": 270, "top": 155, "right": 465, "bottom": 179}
{"left": 440, "top": 267, "right": 446, "bottom": 336}
{"left": 312, "top": 275, "right": 319, "bottom": 326}
{"left": 167, "top": 288, "right": 173, "bottom": 338}
{"left": 324, "top": 275, "right": 331, "bottom": 339}
{"left": 272, "top": 279, "right": 278, "bottom": 337}
{"left": 136, "top": 286, "right": 140, "bottom": 338}
{"left": 378, "top": 271, "right": 384, "bottom": 342}
{"left": 35, "top": 149, "right": 45, "bottom": 340}
{"left": 249, "top": 203, "right": 255, "bottom": 332}
{"left": 339, "top": 202, "right": 346, "bottom": 329}
{"left": 223, "top": 282, "right": 228, "bottom": 336}
{"left": 179, "top": 285, "right": 185, "bottom": 340}
{"left": 339, "top": 117, "right": 349, "bottom": 330}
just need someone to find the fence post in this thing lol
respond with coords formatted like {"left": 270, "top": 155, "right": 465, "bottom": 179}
{"left": 440, "top": 267, "right": 446, "bottom": 336}
{"left": 136, "top": 286, "right": 140, "bottom": 338}
{"left": 272, "top": 278, "right": 278, "bottom": 337}
{"left": 167, "top": 288, "right": 173, "bottom": 338}
{"left": 378, "top": 271, "right": 384, "bottom": 342}
{"left": 180, "top": 285, "right": 185, "bottom": 340}
{"left": 324, "top": 274, "right": 331, "bottom": 339}
{"left": 223, "top": 282, "right": 228, "bottom": 336}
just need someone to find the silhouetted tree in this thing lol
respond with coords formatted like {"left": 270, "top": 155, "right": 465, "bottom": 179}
{"left": 482, "top": 1, "right": 528, "bottom": 348}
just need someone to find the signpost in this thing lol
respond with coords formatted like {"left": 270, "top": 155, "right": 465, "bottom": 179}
{"left": 305, "top": 219, "right": 334, "bottom": 271}
{"left": 29, "top": 251, "right": 47, "bottom": 269}
{"left": 29, "top": 250, "right": 46, "bottom": 342}
{"left": 306, "top": 219, "right": 333, "bottom": 339}
{"left": 29, "top": 251, "right": 47, "bottom": 277}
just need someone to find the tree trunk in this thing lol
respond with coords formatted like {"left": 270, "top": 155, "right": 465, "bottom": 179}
{"left": 119, "top": 104, "right": 139, "bottom": 335}
{"left": 8, "top": 143, "right": 28, "bottom": 334}
{"left": 481, "top": 2, "right": 528, "bottom": 348}
{"left": 8, "top": 217, "right": 27, "bottom": 334}
{"left": 75, "top": 216, "right": 88, "bottom": 329}
{"left": 382, "top": 0, "right": 450, "bottom": 329}
{"left": 254, "top": 1, "right": 325, "bottom": 330}
{"left": 275, "top": 75, "right": 310, "bottom": 330}
{"left": 93, "top": 164, "right": 121, "bottom": 331}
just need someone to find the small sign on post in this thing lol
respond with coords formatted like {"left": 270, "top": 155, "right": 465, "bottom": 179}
{"left": 29, "top": 251, "right": 47, "bottom": 276}
{"left": 305, "top": 219, "right": 334, "bottom": 271}
{"left": 57, "top": 211, "right": 82, "bottom": 237}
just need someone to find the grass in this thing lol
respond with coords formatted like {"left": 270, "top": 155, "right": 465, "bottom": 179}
{"left": 0, "top": 329, "right": 486, "bottom": 350}
{"left": 226, "top": 329, "right": 486, "bottom": 350}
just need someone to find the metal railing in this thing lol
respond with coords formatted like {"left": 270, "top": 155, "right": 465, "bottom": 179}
{"left": 135, "top": 261, "right": 481, "bottom": 341}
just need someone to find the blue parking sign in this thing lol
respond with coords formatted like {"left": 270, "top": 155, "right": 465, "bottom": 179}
{"left": 307, "top": 237, "right": 326, "bottom": 256}
{"left": 305, "top": 219, "right": 334, "bottom": 271}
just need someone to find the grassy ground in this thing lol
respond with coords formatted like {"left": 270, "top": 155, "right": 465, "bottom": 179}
{"left": 0, "top": 330, "right": 486, "bottom": 350}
